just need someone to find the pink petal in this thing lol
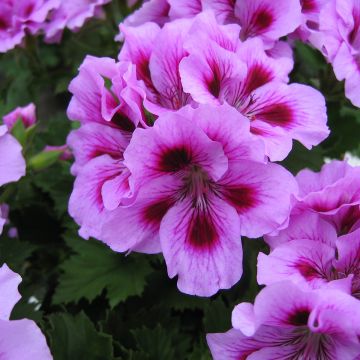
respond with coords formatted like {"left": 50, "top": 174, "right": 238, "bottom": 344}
{"left": 207, "top": 329, "right": 260, "bottom": 360}
{"left": 235, "top": 0, "right": 302, "bottom": 42}
{"left": 0, "top": 129, "right": 26, "bottom": 187}
{"left": 257, "top": 239, "right": 335, "bottom": 290}
{"left": 219, "top": 161, "right": 298, "bottom": 238}
{"left": 0, "top": 264, "right": 21, "bottom": 320}
{"left": 245, "top": 82, "right": 329, "bottom": 160}
{"left": 180, "top": 42, "right": 247, "bottom": 105}
{"left": 68, "top": 155, "right": 125, "bottom": 239}
{"left": 160, "top": 194, "right": 243, "bottom": 296}
{"left": 67, "top": 122, "right": 129, "bottom": 175}
{"left": 3, "top": 103, "right": 36, "bottom": 130}
{"left": 168, "top": 0, "right": 202, "bottom": 19}
{"left": 186, "top": 103, "right": 266, "bottom": 163}
{"left": 147, "top": 19, "right": 192, "bottom": 113}
{"left": 0, "top": 318, "right": 52, "bottom": 360}
{"left": 265, "top": 210, "right": 338, "bottom": 249}
{"left": 99, "top": 175, "right": 179, "bottom": 254}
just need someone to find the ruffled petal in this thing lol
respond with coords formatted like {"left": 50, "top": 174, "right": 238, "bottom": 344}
{"left": 160, "top": 193, "right": 243, "bottom": 296}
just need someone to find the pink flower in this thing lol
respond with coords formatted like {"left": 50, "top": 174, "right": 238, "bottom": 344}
{"left": 207, "top": 282, "right": 360, "bottom": 359}
{"left": 179, "top": 12, "right": 329, "bottom": 161}
{"left": 203, "top": 0, "right": 302, "bottom": 45}
{"left": 294, "top": 160, "right": 360, "bottom": 235}
{"left": 260, "top": 161, "right": 360, "bottom": 299}
{"left": 3, "top": 103, "right": 36, "bottom": 130}
{"left": 119, "top": 18, "right": 193, "bottom": 115}
{"left": 259, "top": 218, "right": 360, "bottom": 299}
{"left": 44, "top": 0, "right": 111, "bottom": 43}
{"left": 0, "top": 264, "right": 52, "bottom": 359}
{"left": 0, "top": 0, "right": 59, "bottom": 53}
{"left": 313, "top": 0, "right": 360, "bottom": 107}
{"left": 67, "top": 56, "right": 144, "bottom": 239}
{"left": 67, "top": 55, "right": 144, "bottom": 131}
{"left": 0, "top": 125, "right": 25, "bottom": 189}
{"left": 97, "top": 104, "right": 297, "bottom": 296}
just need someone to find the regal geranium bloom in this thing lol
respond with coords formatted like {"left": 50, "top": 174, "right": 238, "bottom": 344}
{"left": 3, "top": 103, "right": 36, "bottom": 130}
{"left": 314, "top": 0, "right": 360, "bottom": 107}
{"left": 98, "top": 104, "right": 297, "bottom": 296}
{"left": 44, "top": 0, "right": 110, "bottom": 43}
{"left": 202, "top": 0, "right": 302, "bottom": 45}
{"left": 260, "top": 210, "right": 360, "bottom": 299}
{"left": 295, "top": 160, "right": 360, "bottom": 235}
{"left": 67, "top": 55, "right": 145, "bottom": 132}
{"left": 207, "top": 281, "right": 360, "bottom": 359}
{"left": 0, "top": 125, "right": 25, "bottom": 188}
{"left": 67, "top": 56, "right": 144, "bottom": 239}
{"left": 0, "top": 0, "right": 59, "bottom": 52}
{"left": 0, "top": 264, "right": 52, "bottom": 359}
{"left": 180, "top": 17, "right": 329, "bottom": 161}
{"left": 119, "top": 19, "right": 193, "bottom": 115}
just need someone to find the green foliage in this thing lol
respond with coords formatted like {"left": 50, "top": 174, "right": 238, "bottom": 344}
{"left": 53, "top": 236, "right": 152, "bottom": 307}
{"left": 47, "top": 312, "right": 114, "bottom": 360}
{"left": 0, "top": 2, "right": 359, "bottom": 359}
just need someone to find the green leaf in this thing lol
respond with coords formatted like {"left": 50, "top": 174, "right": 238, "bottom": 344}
{"left": 53, "top": 236, "right": 152, "bottom": 307}
{"left": 0, "top": 235, "right": 36, "bottom": 270}
{"left": 28, "top": 151, "right": 62, "bottom": 170}
{"left": 280, "top": 142, "right": 325, "bottom": 175}
{"left": 131, "top": 324, "right": 190, "bottom": 360}
{"left": 47, "top": 312, "right": 114, "bottom": 360}
{"left": 11, "top": 118, "right": 27, "bottom": 147}
{"left": 203, "top": 298, "right": 232, "bottom": 333}
{"left": 32, "top": 162, "right": 73, "bottom": 218}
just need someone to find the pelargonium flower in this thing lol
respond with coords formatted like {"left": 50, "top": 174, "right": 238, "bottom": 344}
{"left": 44, "top": 0, "right": 111, "bottom": 43}
{"left": 313, "top": 0, "right": 360, "bottom": 107}
{"left": 258, "top": 216, "right": 360, "bottom": 299}
{"left": 293, "top": 160, "right": 360, "bottom": 235}
{"left": 67, "top": 55, "right": 145, "bottom": 239}
{"left": 0, "top": 264, "right": 52, "bottom": 359}
{"left": 3, "top": 103, "right": 36, "bottom": 130}
{"left": 186, "top": 0, "right": 302, "bottom": 45}
{"left": 0, "top": 0, "right": 58, "bottom": 52}
{"left": 179, "top": 12, "right": 329, "bottom": 161}
{"left": 98, "top": 104, "right": 297, "bottom": 296}
{"left": 207, "top": 281, "right": 360, "bottom": 359}
{"left": 118, "top": 18, "right": 194, "bottom": 116}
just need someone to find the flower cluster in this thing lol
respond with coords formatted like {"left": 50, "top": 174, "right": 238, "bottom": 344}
{"left": 207, "top": 160, "right": 360, "bottom": 358}
{"left": 0, "top": 0, "right": 110, "bottom": 52}
{"left": 0, "top": 264, "right": 52, "bottom": 359}
{"left": 67, "top": 4, "right": 331, "bottom": 297}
